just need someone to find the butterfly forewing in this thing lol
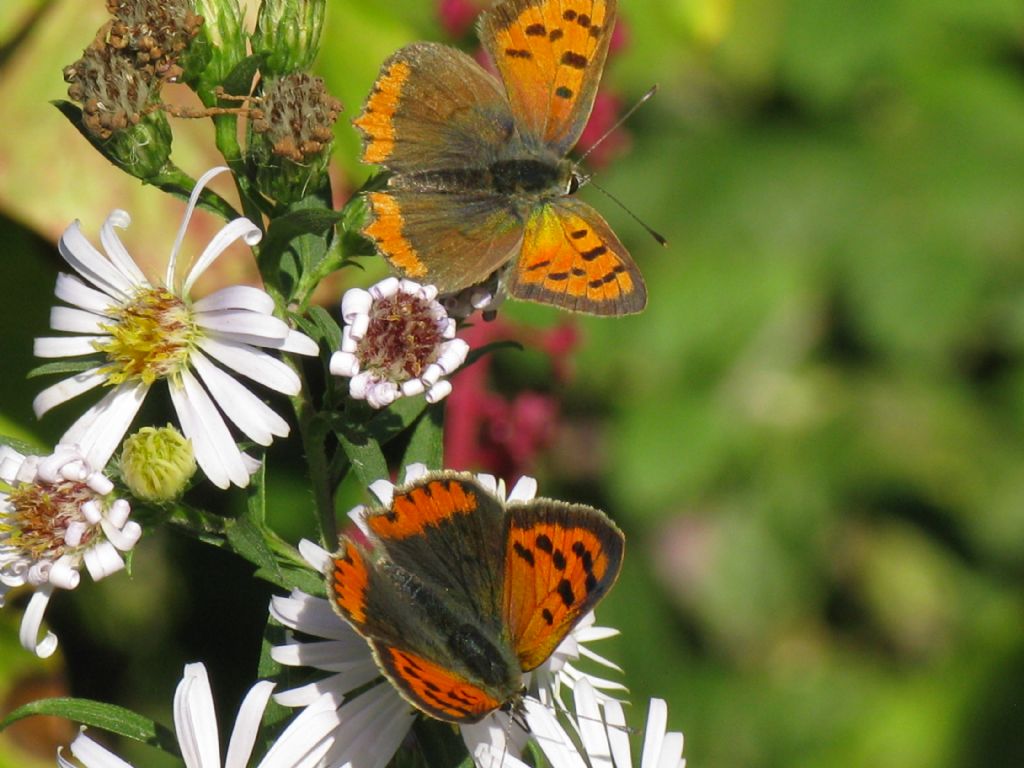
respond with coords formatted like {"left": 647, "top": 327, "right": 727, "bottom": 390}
{"left": 354, "top": 42, "right": 514, "bottom": 173}
{"left": 364, "top": 474, "right": 508, "bottom": 625}
{"left": 502, "top": 501, "right": 624, "bottom": 671}
{"left": 504, "top": 197, "right": 646, "bottom": 315}
{"left": 480, "top": 0, "right": 617, "bottom": 156}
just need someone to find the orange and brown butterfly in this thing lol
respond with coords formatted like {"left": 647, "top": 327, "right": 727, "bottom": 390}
{"left": 326, "top": 470, "right": 624, "bottom": 723}
{"left": 353, "top": 0, "right": 646, "bottom": 316}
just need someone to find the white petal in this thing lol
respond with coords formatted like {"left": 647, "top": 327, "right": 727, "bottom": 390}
{"left": 298, "top": 540, "right": 331, "bottom": 572}
{"left": 369, "top": 277, "right": 399, "bottom": 300}
{"left": 174, "top": 663, "right": 221, "bottom": 768}
{"left": 602, "top": 699, "right": 632, "bottom": 768}
{"left": 170, "top": 371, "right": 250, "bottom": 489}
{"left": 55, "top": 273, "right": 117, "bottom": 314}
{"left": 507, "top": 476, "right": 539, "bottom": 503}
{"left": 59, "top": 221, "right": 135, "bottom": 299}
{"left": 280, "top": 329, "right": 319, "bottom": 356}
{"left": 82, "top": 541, "right": 127, "bottom": 581}
{"left": 348, "top": 313, "right": 370, "bottom": 341}
{"left": 657, "top": 732, "right": 685, "bottom": 768}
{"left": 524, "top": 699, "right": 587, "bottom": 768}
{"left": 190, "top": 350, "right": 289, "bottom": 445}
{"left": 272, "top": 639, "right": 378, "bottom": 672}
{"left": 50, "top": 306, "right": 108, "bottom": 334}
{"left": 68, "top": 730, "right": 136, "bottom": 768}
{"left": 329, "top": 351, "right": 359, "bottom": 377}
{"left": 401, "top": 378, "right": 426, "bottom": 397}
{"left": 193, "top": 285, "right": 275, "bottom": 314}
{"left": 183, "top": 217, "right": 263, "bottom": 296}
{"left": 575, "top": 680, "right": 613, "bottom": 768}
{"left": 100, "top": 209, "right": 150, "bottom": 286}
{"left": 402, "top": 463, "right": 429, "bottom": 484}
{"left": 197, "top": 309, "right": 290, "bottom": 341}
{"left": 59, "top": 383, "right": 148, "bottom": 470}
{"left": 322, "top": 685, "right": 414, "bottom": 768}
{"left": 21, "top": 587, "right": 58, "bottom": 658}
{"left": 32, "top": 368, "right": 108, "bottom": 417}
{"left": 34, "top": 336, "right": 107, "bottom": 358}
{"left": 639, "top": 699, "right": 668, "bottom": 768}
{"left": 258, "top": 694, "right": 339, "bottom": 768}
{"left": 341, "top": 289, "right": 372, "bottom": 322}
{"left": 425, "top": 380, "right": 452, "bottom": 403}
{"left": 224, "top": 680, "right": 275, "bottom": 768}
{"left": 196, "top": 336, "right": 301, "bottom": 395}
{"left": 368, "top": 479, "right": 395, "bottom": 507}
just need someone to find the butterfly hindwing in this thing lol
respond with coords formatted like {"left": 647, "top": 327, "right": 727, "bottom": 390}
{"left": 503, "top": 196, "right": 646, "bottom": 315}
{"left": 372, "top": 642, "right": 505, "bottom": 723}
{"left": 480, "top": 0, "right": 617, "bottom": 155}
{"left": 354, "top": 42, "right": 515, "bottom": 174}
{"left": 363, "top": 189, "right": 524, "bottom": 291}
{"left": 503, "top": 499, "right": 624, "bottom": 670}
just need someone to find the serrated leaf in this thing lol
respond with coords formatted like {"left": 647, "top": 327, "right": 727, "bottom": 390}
{"left": 26, "top": 358, "right": 99, "bottom": 379}
{"left": 1, "top": 698, "right": 178, "bottom": 754}
{"left": 306, "top": 305, "right": 342, "bottom": 353}
{"left": 402, "top": 403, "right": 445, "bottom": 470}
{"left": 337, "top": 431, "right": 388, "bottom": 489}
{"left": 226, "top": 515, "right": 282, "bottom": 581}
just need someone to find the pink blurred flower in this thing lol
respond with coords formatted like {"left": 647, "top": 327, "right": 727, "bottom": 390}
{"left": 445, "top": 320, "right": 579, "bottom": 478}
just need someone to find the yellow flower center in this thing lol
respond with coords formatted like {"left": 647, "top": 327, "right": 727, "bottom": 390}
{"left": 96, "top": 287, "right": 197, "bottom": 385}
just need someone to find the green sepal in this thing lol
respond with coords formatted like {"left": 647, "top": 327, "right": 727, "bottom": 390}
{"left": 26, "top": 359, "right": 99, "bottom": 379}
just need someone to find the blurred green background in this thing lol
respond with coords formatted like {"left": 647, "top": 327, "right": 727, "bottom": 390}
{"left": 3, "top": 0, "right": 1024, "bottom": 766}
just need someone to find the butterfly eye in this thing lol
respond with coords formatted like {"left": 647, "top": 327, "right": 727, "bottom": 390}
{"left": 566, "top": 173, "right": 581, "bottom": 195}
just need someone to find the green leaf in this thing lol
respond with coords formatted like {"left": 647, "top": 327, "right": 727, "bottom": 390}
{"left": 305, "top": 305, "right": 343, "bottom": 354}
{"left": 412, "top": 718, "right": 474, "bottom": 768}
{"left": 0, "top": 434, "right": 46, "bottom": 456}
{"left": 26, "top": 358, "right": 99, "bottom": 379}
{"left": 337, "top": 430, "right": 388, "bottom": 489}
{"left": 366, "top": 397, "right": 427, "bottom": 446}
{"left": 402, "top": 403, "right": 445, "bottom": 470}
{"left": 221, "top": 53, "right": 265, "bottom": 97}
{"left": 1, "top": 698, "right": 178, "bottom": 755}
{"left": 261, "top": 206, "right": 343, "bottom": 287}
{"left": 227, "top": 515, "right": 283, "bottom": 583}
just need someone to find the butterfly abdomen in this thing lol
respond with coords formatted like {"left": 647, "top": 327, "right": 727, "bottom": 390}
{"left": 395, "top": 157, "right": 569, "bottom": 199}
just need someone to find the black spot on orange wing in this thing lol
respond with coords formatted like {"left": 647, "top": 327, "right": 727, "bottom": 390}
{"left": 561, "top": 51, "right": 589, "bottom": 69}
{"left": 555, "top": 86, "right": 574, "bottom": 99}
{"left": 506, "top": 48, "right": 532, "bottom": 59}
{"left": 525, "top": 22, "right": 546, "bottom": 35}
{"left": 563, "top": 9, "right": 578, "bottom": 20}
{"left": 549, "top": 28, "right": 564, "bottom": 41}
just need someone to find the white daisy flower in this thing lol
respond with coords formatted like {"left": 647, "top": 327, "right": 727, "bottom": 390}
{"left": 57, "top": 662, "right": 342, "bottom": 768}
{"left": 329, "top": 278, "right": 469, "bottom": 408}
{"left": 269, "top": 465, "right": 623, "bottom": 768}
{"left": 0, "top": 444, "right": 140, "bottom": 658}
{"left": 33, "top": 166, "right": 319, "bottom": 489}
{"left": 479, "top": 677, "right": 685, "bottom": 768}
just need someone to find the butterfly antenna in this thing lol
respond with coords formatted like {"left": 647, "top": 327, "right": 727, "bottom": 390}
{"left": 586, "top": 180, "right": 668, "bottom": 246}
{"left": 576, "top": 84, "right": 659, "bottom": 166}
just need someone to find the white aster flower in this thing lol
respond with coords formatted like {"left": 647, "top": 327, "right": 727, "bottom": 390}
{"left": 33, "top": 167, "right": 319, "bottom": 489}
{"left": 0, "top": 444, "right": 140, "bottom": 658}
{"left": 269, "top": 464, "right": 623, "bottom": 768}
{"left": 329, "top": 278, "right": 469, "bottom": 408}
{"left": 57, "top": 662, "right": 342, "bottom": 768}
{"left": 478, "top": 678, "right": 686, "bottom": 768}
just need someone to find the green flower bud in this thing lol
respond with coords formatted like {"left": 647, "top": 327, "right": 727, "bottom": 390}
{"left": 249, "top": 73, "right": 342, "bottom": 203}
{"left": 252, "top": 0, "right": 326, "bottom": 76}
{"left": 120, "top": 425, "right": 197, "bottom": 502}
{"left": 189, "top": 0, "right": 247, "bottom": 97}
{"left": 63, "top": 42, "right": 173, "bottom": 179}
